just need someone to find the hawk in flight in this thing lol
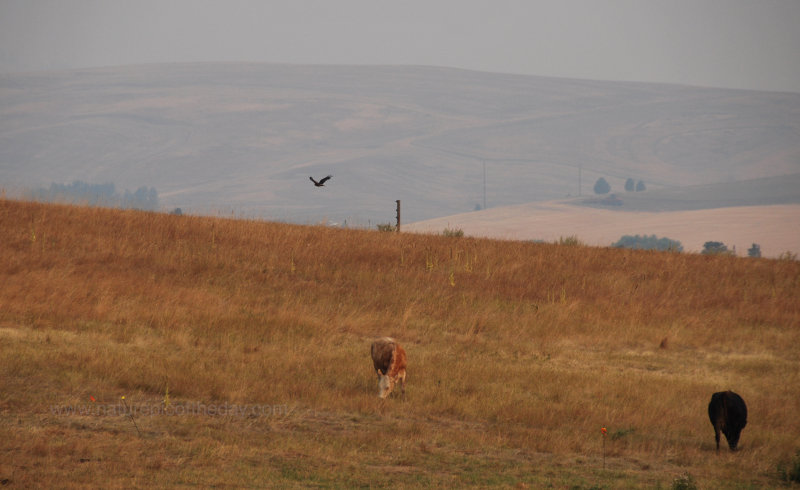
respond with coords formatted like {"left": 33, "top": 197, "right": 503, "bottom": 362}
{"left": 309, "top": 175, "right": 332, "bottom": 187}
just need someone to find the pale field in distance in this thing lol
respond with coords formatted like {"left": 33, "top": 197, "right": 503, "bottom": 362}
{"left": 406, "top": 203, "right": 800, "bottom": 258}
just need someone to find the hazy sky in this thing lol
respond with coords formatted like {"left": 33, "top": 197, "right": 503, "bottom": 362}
{"left": 1, "top": 0, "right": 799, "bottom": 92}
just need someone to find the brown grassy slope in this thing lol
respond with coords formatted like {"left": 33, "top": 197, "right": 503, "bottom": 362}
{"left": 1, "top": 199, "right": 799, "bottom": 488}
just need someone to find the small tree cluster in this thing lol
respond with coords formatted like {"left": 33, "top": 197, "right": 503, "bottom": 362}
{"left": 702, "top": 241, "right": 734, "bottom": 256}
{"left": 596, "top": 177, "right": 646, "bottom": 194}
{"left": 624, "top": 178, "right": 646, "bottom": 192}
{"left": 28, "top": 180, "right": 159, "bottom": 211}
{"left": 612, "top": 234, "right": 683, "bottom": 252}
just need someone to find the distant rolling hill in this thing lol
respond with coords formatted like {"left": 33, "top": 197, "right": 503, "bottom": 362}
{"left": 1, "top": 63, "right": 799, "bottom": 226}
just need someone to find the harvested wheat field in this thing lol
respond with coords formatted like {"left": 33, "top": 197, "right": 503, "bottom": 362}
{"left": 406, "top": 202, "right": 800, "bottom": 259}
{"left": 1, "top": 198, "right": 799, "bottom": 488}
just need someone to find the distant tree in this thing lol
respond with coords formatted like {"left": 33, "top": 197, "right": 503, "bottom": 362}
{"left": 612, "top": 234, "right": 683, "bottom": 252}
{"left": 702, "top": 241, "right": 731, "bottom": 255}
{"left": 474, "top": 203, "right": 482, "bottom": 211}
{"left": 624, "top": 178, "right": 635, "bottom": 192}
{"left": 593, "top": 177, "right": 611, "bottom": 195}
{"left": 636, "top": 180, "right": 646, "bottom": 192}
{"left": 747, "top": 243, "right": 761, "bottom": 258}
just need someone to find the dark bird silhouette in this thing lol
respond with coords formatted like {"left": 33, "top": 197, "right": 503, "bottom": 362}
{"left": 309, "top": 175, "right": 332, "bottom": 187}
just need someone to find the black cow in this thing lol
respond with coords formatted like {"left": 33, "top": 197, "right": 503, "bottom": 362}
{"left": 708, "top": 390, "right": 748, "bottom": 451}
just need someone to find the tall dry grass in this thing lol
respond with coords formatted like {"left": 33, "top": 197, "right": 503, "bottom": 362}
{"left": 1, "top": 198, "right": 799, "bottom": 487}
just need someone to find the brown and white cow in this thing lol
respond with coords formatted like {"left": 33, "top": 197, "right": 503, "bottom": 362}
{"left": 370, "top": 337, "right": 407, "bottom": 399}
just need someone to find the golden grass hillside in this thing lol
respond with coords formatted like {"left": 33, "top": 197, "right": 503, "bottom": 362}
{"left": 1, "top": 198, "right": 799, "bottom": 488}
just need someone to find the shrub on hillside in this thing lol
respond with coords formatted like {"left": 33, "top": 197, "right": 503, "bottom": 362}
{"left": 442, "top": 227, "right": 464, "bottom": 238}
{"left": 612, "top": 234, "right": 683, "bottom": 252}
{"left": 777, "top": 450, "right": 800, "bottom": 483}
{"left": 671, "top": 473, "right": 697, "bottom": 490}
{"left": 557, "top": 236, "right": 582, "bottom": 246}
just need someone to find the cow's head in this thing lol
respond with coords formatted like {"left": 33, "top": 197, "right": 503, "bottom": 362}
{"left": 377, "top": 369, "right": 406, "bottom": 399}
{"left": 725, "top": 427, "right": 743, "bottom": 451}
{"left": 377, "top": 371, "right": 393, "bottom": 398}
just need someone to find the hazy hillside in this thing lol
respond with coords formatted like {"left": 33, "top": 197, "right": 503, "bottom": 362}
{"left": 1, "top": 63, "right": 799, "bottom": 225}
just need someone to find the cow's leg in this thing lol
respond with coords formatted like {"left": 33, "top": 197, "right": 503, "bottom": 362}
{"left": 714, "top": 426, "right": 721, "bottom": 452}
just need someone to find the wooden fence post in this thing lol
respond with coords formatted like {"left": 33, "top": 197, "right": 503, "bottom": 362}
{"left": 395, "top": 200, "right": 401, "bottom": 232}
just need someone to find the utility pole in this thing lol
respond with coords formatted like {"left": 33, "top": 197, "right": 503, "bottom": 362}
{"left": 395, "top": 200, "right": 401, "bottom": 232}
{"left": 482, "top": 160, "right": 487, "bottom": 210}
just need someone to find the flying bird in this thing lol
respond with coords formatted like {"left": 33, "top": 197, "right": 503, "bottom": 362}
{"left": 309, "top": 175, "right": 332, "bottom": 187}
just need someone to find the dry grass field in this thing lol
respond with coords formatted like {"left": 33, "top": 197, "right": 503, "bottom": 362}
{"left": 1, "top": 198, "right": 799, "bottom": 488}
